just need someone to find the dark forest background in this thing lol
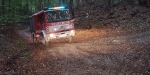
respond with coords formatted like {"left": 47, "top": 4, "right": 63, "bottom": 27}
{"left": 0, "top": 0, "right": 149, "bottom": 26}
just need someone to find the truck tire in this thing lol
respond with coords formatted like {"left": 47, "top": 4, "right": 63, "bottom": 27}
{"left": 44, "top": 38, "right": 49, "bottom": 47}
{"left": 41, "top": 33, "right": 49, "bottom": 47}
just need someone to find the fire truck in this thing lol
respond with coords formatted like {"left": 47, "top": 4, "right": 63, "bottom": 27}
{"left": 29, "top": 6, "right": 75, "bottom": 47}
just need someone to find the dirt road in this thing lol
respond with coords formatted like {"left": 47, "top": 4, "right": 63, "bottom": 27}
{"left": 15, "top": 28, "right": 150, "bottom": 75}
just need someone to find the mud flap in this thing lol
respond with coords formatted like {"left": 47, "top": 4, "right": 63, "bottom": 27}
{"left": 32, "top": 33, "right": 35, "bottom": 43}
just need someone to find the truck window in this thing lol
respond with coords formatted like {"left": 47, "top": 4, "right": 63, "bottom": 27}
{"left": 37, "top": 14, "right": 44, "bottom": 24}
{"left": 46, "top": 9, "right": 71, "bottom": 22}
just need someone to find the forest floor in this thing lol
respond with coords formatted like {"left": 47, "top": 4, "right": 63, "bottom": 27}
{"left": 0, "top": 4, "right": 150, "bottom": 75}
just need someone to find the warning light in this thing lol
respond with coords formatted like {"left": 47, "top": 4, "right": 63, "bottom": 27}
{"left": 48, "top": 6, "right": 65, "bottom": 10}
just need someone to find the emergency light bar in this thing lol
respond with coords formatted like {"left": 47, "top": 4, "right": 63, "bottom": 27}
{"left": 48, "top": 6, "right": 65, "bottom": 10}
{"left": 43, "top": 6, "right": 65, "bottom": 11}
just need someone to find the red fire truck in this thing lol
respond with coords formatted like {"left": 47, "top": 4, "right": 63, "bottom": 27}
{"left": 30, "top": 6, "right": 75, "bottom": 47}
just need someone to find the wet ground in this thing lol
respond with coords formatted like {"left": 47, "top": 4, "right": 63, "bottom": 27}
{"left": 7, "top": 28, "right": 150, "bottom": 75}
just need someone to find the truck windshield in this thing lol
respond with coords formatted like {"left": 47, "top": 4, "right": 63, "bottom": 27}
{"left": 46, "top": 10, "right": 71, "bottom": 22}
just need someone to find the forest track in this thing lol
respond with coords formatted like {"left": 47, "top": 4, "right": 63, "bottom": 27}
{"left": 16, "top": 28, "right": 150, "bottom": 75}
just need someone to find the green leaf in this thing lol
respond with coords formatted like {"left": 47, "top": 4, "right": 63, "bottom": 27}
{"left": 22, "top": 50, "right": 30, "bottom": 57}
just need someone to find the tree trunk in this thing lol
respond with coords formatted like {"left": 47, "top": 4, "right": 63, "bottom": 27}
{"left": 85, "top": 0, "right": 90, "bottom": 12}
{"left": 62, "top": 0, "right": 65, "bottom": 5}
{"left": 76, "top": 0, "right": 80, "bottom": 9}
{"left": 37, "top": 0, "right": 43, "bottom": 11}
{"left": 69, "top": 0, "right": 74, "bottom": 18}
{"left": 2, "top": 0, "right": 5, "bottom": 15}
{"left": 126, "top": 0, "right": 134, "bottom": 5}
{"left": 103, "top": 0, "right": 110, "bottom": 11}
{"left": 138, "top": 0, "right": 150, "bottom": 7}
{"left": 146, "top": 0, "right": 150, "bottom": 7}
{"left": 26, "top": 0, "right": 29, "bottom": 14}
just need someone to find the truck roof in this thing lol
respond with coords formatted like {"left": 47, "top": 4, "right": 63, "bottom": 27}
{"left": 30, "top": 6, "right": 69, "bottom": 18}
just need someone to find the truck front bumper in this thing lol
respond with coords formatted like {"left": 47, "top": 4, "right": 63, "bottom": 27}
{"left": 48, "top": 30, "right": 75, "bottom": 39}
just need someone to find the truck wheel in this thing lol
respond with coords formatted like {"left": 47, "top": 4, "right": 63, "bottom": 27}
{"left": 41, "top": 34, "right": 49, "bottom": 47}
{"left": 43, "top": 38, "right": 49, "bottom": 47}
{"left": 68, "top": 36, "right": 72, "bottom": 43}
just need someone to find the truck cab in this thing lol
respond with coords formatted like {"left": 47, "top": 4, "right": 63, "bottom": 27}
{"left": 30, "top": 6, "right": 75, "bottom": 47}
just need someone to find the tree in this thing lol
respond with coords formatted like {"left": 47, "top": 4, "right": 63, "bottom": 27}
{"left": 138, "top": 0, "right": 150, "bottom": 7}
{"left": 1, "top": 0, "right": 5, "bottom": 15}
{"left": 69, "top": 0, "right": 74, "bottom": 18}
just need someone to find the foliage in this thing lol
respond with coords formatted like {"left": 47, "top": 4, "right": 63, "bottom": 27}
{"left": 22, "top": 50, "right": 30, "bottom": 57}
{"left": 0, "top": 0, "right": 75, "bottom": 26}
{"left": 0, "top": 0, "right": 149, "bottom": 26}
{"left": 16, "top": 39, "right": 26, "bottom": 45}
{"left": 0, "top": 0, "right": 26, "bottom": 25}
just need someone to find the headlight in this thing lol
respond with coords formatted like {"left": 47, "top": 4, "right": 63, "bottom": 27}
{"left": 50, "top": 34, "right": 54, "bottom": 37}
{"left": 54, "top": 28, "right": 57, "bottom": 31}
{"left": 71, "top": 30, "right": 74, "bottom": 34}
